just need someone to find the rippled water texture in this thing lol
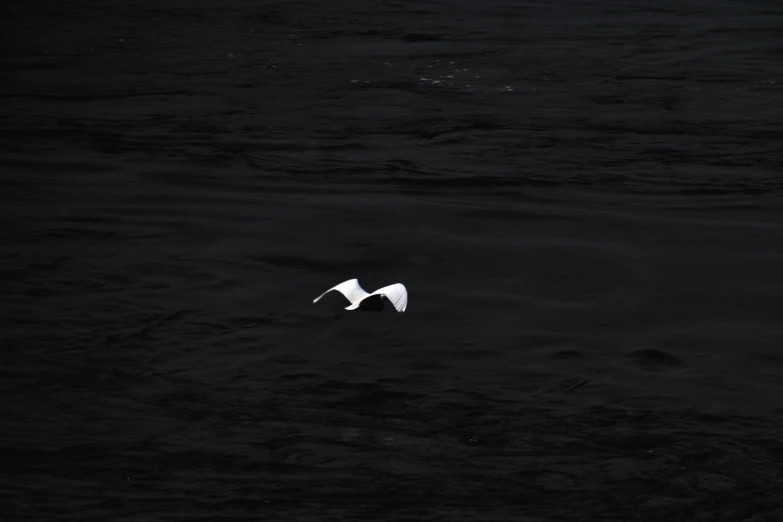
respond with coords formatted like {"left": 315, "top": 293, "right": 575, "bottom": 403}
{"left": 2, "top": 0, "right": 782, "bottom": 520}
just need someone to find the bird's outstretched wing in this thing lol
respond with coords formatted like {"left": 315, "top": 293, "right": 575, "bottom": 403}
{"left": 346, "top": 283, "right": 408, "bottom": 312}
{"left": 313, "top": 278, "right": 370, "bottom": 305}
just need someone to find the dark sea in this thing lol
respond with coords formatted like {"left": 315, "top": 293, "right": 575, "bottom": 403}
{"left": 2, "top": 0, "right": 783, "bottom": 520}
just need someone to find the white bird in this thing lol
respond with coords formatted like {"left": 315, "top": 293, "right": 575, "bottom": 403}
{"left": 313, "top": 278, "right": 408, "bottom": 312}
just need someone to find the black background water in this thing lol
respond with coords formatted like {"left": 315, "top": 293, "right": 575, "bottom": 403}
{"left": 2, "top": 1, "right": 783, "bottom": 520}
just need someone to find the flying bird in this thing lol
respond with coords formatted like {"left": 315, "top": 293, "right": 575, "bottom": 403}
{"left": 313, "top": 278, "right": 408, "bottom": 312}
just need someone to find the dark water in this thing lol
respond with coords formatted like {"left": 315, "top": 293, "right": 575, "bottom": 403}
{"left": 2, "top": 1, "right": 783, "bottom": 519}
